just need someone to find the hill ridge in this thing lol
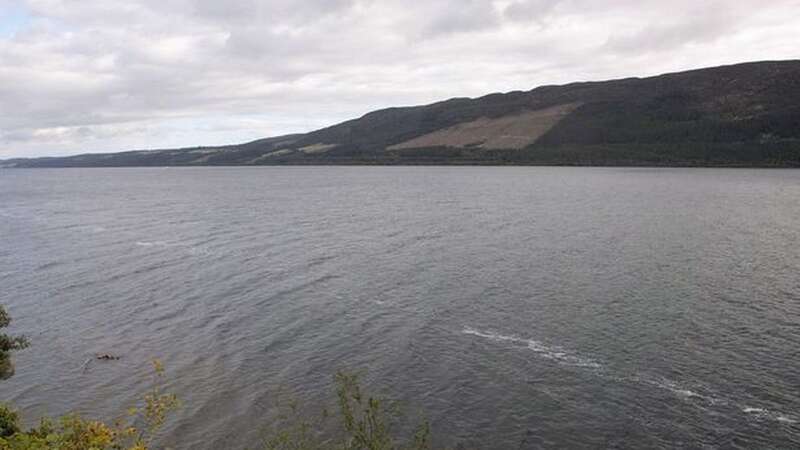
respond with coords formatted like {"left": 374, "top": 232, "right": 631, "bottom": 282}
{"left": 4, "top": 60, "right": 800, "bottom": 168}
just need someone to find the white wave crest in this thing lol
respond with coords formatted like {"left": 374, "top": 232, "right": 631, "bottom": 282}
{"left": 635, "top": 377, "right": 714, "bottom": 402}
{"left": 742, "top": 407, "right": 798, "bottom": 424}
{"left": 136, "top": 241, "right": 170, "bottom": 247}
{"left": 462, "top": 327, "right": 796, "bottom": 425}
{"left": 462, "top": 327, "right": 601, "bottom": 368}
{"left": 743, "top": 407, "right": 767, "bottom": 414}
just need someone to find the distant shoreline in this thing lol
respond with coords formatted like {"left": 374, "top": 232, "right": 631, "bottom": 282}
{"left": 3, "top": 160, "right": 800, "bottom": 169}
{"left": 5, "top": 60, "right": 800, "bottom": 169}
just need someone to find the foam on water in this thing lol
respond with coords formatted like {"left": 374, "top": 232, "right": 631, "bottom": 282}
{"left": 743, "top": 407, "right": 798, "bottom": 424}
{"left": 633, "top": 376, "right": 722, "bottom": 405}
{"left": 743, "top": 407, "right": 766, "bottom": 413}
{"left": 136, "top": 241, "right": 171, "bottom": 247}
{"left": 135, "top": 240, "right": 213, "bottom": 256}
{"left": 463, "top": 327, "right": 796, "bottom": 425}
{"left": 462, "top": 327, "right": 601, "bottom": 369}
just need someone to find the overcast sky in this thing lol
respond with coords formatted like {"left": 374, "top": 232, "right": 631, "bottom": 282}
{"left": 0, "top": 0, "right": 798, "bottom": 158}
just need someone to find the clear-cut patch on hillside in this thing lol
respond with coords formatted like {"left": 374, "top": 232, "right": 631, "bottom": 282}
{"left": 300, "top": 143, "right": 337, "bottom": 154}
{"left": 388, "top": 102, "right": 580, "bottom": 151}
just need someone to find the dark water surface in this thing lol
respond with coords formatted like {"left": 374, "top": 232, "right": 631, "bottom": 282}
{"left": 1, "top": 167, "right": 799, "bottom": 449}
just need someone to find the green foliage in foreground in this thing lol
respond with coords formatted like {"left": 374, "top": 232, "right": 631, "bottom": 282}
{"left": 0, "top": 360, "right": 179, "bottom": 450}
{"left": 1, "top": 370, "right": 432, "bottom": 450}
{"left": 0, "top": 306, "right": 29, "bottom": 381}
{"left": 1, "top": 304, "right": 433, "bottom": 449}
{"left": 263, "top": 371, "right": 431, "bottom": 450}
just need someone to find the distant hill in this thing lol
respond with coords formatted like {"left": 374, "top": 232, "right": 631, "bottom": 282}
{"left": 4, "top": 60, "right": 800, "bottom": 168}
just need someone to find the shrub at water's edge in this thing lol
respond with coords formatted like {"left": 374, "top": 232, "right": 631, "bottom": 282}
{"left": 0, "top": 359, "right": 179, "bottom": 450}
{"left": 1, "top": 305, "right": 435, "bottom": 449}
{"left": 262, "top": 371, "right": 431, "bottom": 450}
{"left": 0, "top": 306, "right": 29, "bottom": 381}
{"left": 1, "top": 368, "right": 433, "bottom": 450}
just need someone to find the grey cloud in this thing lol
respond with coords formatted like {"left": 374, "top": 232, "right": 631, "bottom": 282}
{"left": 503, "top": 0, "right": 564, "bottom": 22}
{"left": 420, "top": 0, "right": 501, "bottom": 37}
{"left": 186, "top": 0, "right": 359, "bottom": 26}
{"left": 1, "top": 0, "right": 798, "bottom": 157}
{"left": 1, "top": 124, "right": 135, "bottom": 144}
{"left": 605, "top": 8, "right": 740, "bottom": 54}
{"left": 1, "top": 129, "right": 38, "bottom": 143}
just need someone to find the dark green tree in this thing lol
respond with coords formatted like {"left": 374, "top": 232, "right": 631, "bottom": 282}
{"left": 0, "top": 305, "right": 29, "bottom": 380}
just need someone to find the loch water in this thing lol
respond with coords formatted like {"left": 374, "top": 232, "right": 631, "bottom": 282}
{"left": 1, "top": 166, "right": 799, "bottom": 449}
